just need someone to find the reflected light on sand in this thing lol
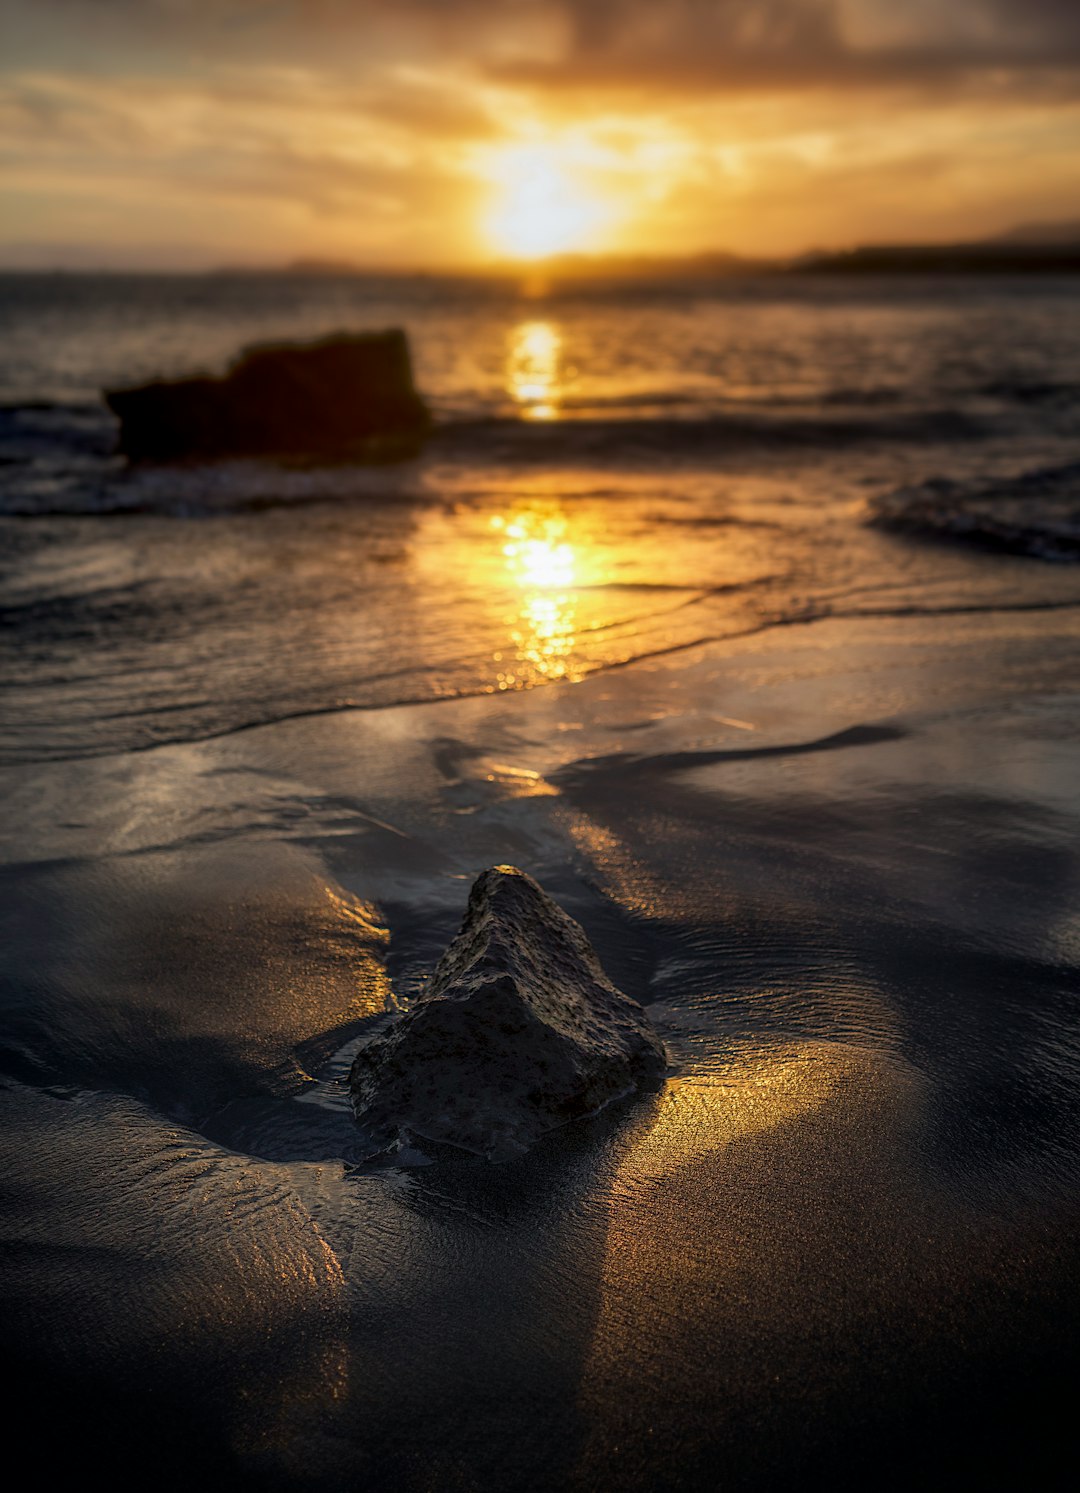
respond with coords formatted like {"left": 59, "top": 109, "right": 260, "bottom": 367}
{"left": 320, "top": 884, "right": 393, "bottom": 1015}
{"left": 617, "top": 1047, "right": 836, "bottom": 1188}
{"left": 508, "top": 321, "right": 564, "bottom": 421}
{"left": 489, "top": 508, "right": 588, "bottom": 688}
{"left": 575, "top": 1040, "right": 904, "bottom": 1485}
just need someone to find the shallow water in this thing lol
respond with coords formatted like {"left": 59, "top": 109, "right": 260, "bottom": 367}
{"left": 2, "top": 274, "right": 1080, "bottom": 1489}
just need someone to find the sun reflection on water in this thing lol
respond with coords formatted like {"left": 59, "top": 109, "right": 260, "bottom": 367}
{"left": 507, "top": 321, "right": 564, "bottom": 421}
{"left": 490, "top": 508, "right": 588, "bottom": 689}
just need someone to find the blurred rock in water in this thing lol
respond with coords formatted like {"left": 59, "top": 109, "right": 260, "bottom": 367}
{"left": 350, "top": 866, "right": 666, "bottom": 1161}
{"left": 105, "top": 329, "right": 430, "bottom": 463}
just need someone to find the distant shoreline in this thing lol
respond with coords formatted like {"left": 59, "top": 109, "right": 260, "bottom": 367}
{"left": 5, "top": 218, "right": 1080, "bottom": 280}
{"left": 3, "top": 249, "right": 1080, "bottom": 280}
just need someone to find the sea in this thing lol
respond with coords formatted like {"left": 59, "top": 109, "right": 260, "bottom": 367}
{"left": 3, "top": 270, "right": 1080, "bottom": 767}
{"left": 2, "top": 270, "right": 1080, "bottom": 1490}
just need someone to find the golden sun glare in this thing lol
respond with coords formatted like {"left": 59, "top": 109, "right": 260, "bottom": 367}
{"left": 483, "top": 144, "right": 611, "bottom": 260}
{"left": 489, "top": 508, "right": 582, "bottom": 687}
{"left": 507, "top": 321, "right": 563, "bottom": 420}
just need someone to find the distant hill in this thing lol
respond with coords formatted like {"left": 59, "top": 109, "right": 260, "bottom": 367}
{"left": 989, "top": 220, "right": 1080, "bottom": 246}
{"left": 227, "top": 221, "right": 1080, "bottom": 281}
{"left": 490, "top": 249, "right": 767, "bottom": 279}
{"left": 285, "top": 257, "right": 363, "bottom": 276}
{"left": 794, "top": 236, "right": 1080, "bottom": 275}
{"left": 252, "top": 250, "right": 769, "bottom": 282}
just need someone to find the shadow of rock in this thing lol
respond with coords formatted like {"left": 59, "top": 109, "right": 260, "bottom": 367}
{"left": 308, "top": 1090, "right": 664, "bottom": 1493}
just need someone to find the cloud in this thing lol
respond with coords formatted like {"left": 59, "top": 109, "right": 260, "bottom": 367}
{"left": 7, "top": 2, "right": 1080, "bottom": 97}
{"left": 2, "top": 2, "right": 1079, "bottom": 265}
{"left": 0, "top": 64, "right": 495, "bottom": 264}
{"left": 487, "top": 1, "right": 1080, "bottom": 97}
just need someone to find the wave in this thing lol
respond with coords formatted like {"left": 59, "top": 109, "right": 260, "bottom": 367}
{"left": 6, "top": 592, "right": 1079, "bottom": 767}
{"left": 0, "top": 404, "right": 996, "bottom": 519}
{"left": 0, "top": 400, "right": 116, "bottom": 457}
{"left": 0, "top": 385, "right": 1073, "bottom": 519}
{"left": 432, "top": 408, "right": 993, "bottom": 459}
{"left": 978, "top": 379, "right": 1080, "bottom": 409}
{"left": 869, "top": 461, "right": 1080, "bottom": 561}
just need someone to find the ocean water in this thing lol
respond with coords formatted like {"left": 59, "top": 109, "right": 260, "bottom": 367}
{"left": 3, "top": 272, "right": 1080, "bottom": 765}
{"left": 3, "top": 272, "right": 1080, "bottom": 1489}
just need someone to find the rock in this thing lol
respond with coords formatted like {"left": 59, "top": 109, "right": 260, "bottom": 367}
{"left": 105, "top": 329, "right": 430, "bottom": 463}
{"left": 350, "top": 866, "right": 666, "bottom": 1161}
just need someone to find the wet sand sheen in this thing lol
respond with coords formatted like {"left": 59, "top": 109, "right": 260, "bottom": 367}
{"left": 3, "top": 603, "right": 1079, "bottom": 1488}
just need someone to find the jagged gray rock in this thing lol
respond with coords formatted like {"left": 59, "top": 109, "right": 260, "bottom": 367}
{"left": 350, "top": 866, "right": 666, "bottom": 1160}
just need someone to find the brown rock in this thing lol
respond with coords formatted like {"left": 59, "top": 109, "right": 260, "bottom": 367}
{"left": 105, "top": 329, "right": 430, "bottom": 462}
{"left": 350, "top": 867, "right": 666, "bottom": 1161}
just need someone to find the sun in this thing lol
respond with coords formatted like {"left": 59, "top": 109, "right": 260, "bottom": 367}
{"left": 482, "top": 143, "right": 610, "bottom": 260}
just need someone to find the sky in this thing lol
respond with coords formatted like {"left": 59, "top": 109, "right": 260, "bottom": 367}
{"left": 1, "top": 0, "right": 1079, "bottom": 268}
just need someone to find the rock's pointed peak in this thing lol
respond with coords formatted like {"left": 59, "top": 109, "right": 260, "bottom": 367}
{"left": 427, "top": 865, "right": 604, "bottom": 1004}
{"left": 467, "top": 865, "right": 551, "bottom": 915}
{"left": 459, "top": 865, "right": 537, "bottom": 923}
{"left": 350, "top": 866, "right": 665, "bottom": 1162}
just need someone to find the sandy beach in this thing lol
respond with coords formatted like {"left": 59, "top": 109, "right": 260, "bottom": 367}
{"left": 5, "top": 585, "right": 1080, "bottom": 1488}
{"left": 3, "top": 272, "right": 1080, "bottom": 1488}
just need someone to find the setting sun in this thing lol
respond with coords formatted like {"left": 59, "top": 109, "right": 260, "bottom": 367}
{"left": 482, "top": 143, "right": 612, "bottom": 260}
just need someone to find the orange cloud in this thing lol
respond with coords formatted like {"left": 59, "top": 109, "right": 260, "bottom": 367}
{"left": 1, "top": 2, "right": 1079, "bottom": 266}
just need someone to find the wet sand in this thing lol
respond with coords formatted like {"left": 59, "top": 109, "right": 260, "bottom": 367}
{"left": 3, "top": 603, "right": 1079, "bottom": 1489}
